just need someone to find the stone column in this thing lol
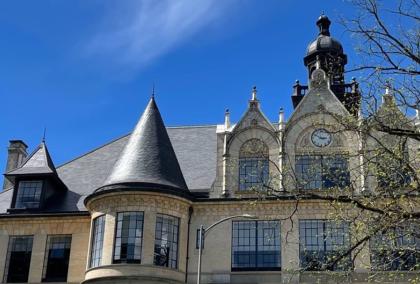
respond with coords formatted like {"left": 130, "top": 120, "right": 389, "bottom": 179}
{"left": 0, "top": 234, "right": 9, "bottom": 281}
{"left": 68, "top": 232, "right": 90, "bottom": 283}
{"left": 28, "top": 234, "right": 47, "bottom": 283}
{"left": 281, "top": 216, "right": 300, "bottom": 283}
{"left": 101, "top": 214, "right": 115, "bottom": 265}
{"left": 142, "top": 211, "right": 156, "bottom": 264}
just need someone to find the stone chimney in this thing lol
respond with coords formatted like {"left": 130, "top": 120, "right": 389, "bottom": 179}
{"left": 3, "top": 140, "right": 28, "bottom": 190}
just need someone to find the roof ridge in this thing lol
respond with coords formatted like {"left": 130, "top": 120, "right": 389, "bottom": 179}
{"left": 166, "top": 124, "right": 217, "bottom": 129}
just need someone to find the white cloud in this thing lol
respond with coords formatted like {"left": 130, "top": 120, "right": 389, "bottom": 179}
{"left": 86, "top": 0, "right": 233, "bottom": 68}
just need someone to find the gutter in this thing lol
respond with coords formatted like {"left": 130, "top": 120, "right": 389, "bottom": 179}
{"left": 0, "top": 211, "right": 90, "bottom": 219}
{"left": 185, "top": 206, "right": 193, "bottom": 283}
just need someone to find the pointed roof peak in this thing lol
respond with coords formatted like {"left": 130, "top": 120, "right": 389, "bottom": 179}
{"left": 6, "top": 141, "right": 56, "bottom": 176}
{"left": 100, "top": 97, "right": 189, "bottom": 193}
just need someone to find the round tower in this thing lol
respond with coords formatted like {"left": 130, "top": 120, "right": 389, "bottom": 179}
{"left": 83, "top": 97, "right": 192, "bottom": 284}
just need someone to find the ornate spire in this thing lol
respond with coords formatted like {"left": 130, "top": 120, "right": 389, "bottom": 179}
{"left": 101, "top": 97, "right": 188, "bottom": 192}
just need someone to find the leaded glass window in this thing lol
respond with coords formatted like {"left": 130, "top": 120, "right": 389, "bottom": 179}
{"left": 15, "top": 181, "right": 43, "bottom": 209}
{"left": 89, "top": 215, "right": 105, "bottom": 268}
{"left": 232, "top": 220, "right": 281, "bottom": 271}
{"left": 154, "top": 214, "right": 179, "bottom": 269}
{"left": 376, "top": 147, "right": 412, "bottom": 188}
{"left": 295, "top": 155, "right": 350, "bottom": 190}
{"left": 42, "top": 235, "right": 72, "bottom": 282}
{"left": 113, "top": 212, "right": 144, "bottom": 263}
{"left": 3, "top": 236, "right": 33, "bottom": 283}
{"left": 239, "top": 139, "right": 269, "bottom": 191}
{"left": 299, "top": 220, "right": 351, "bottom": 271}
{"left": 371, "top": 223, "right": 420, "bottom": 271}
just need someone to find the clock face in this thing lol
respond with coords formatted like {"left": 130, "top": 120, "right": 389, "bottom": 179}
{"left": 311, "top": 128, "right": 332, "bottom": 147}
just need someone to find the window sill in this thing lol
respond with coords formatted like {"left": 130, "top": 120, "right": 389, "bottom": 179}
{"left": 231, "top": 268, "right": 282, "bottom": 273}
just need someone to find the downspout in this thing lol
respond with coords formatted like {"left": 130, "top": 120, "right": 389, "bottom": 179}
{"left": 185, "top": 206, "right": 193, "bottom": 283}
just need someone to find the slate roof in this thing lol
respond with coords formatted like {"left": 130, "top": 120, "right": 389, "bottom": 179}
{"left": 99, "top": 97, "right": 189, "bottom": 194}
{"left": 0, "top": 124, "right": 217, "bottom": 213}
{"left": 5, "top": 142, "right": 56, "bottom": 176}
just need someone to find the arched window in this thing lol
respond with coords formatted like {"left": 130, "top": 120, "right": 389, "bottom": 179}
{"left": 238, "top": 139, "right": 269, "bottom": 191}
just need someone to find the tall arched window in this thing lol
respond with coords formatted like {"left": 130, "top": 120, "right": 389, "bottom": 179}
{"left": 238, "top": 139, "right": 269, "bottom": 191}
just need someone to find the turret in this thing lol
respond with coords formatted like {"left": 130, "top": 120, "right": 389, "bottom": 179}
{"left": 84, "top": 97, "right": 191, "bottom": 284}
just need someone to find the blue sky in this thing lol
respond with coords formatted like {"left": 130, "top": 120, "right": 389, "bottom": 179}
{"left": 0, "top": 0, "right": 361, "bottom": 183}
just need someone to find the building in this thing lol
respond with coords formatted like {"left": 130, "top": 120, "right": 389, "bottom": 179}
{"left": 0, "top": 15, "right": 419, "bottom": 284}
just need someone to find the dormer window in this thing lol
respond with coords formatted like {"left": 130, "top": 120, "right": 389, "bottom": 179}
{"left": 239, "top": 139, "right": 269, "bottom": 191}
{"left": 15, "top": 181, "right": 43, "bottom": 209}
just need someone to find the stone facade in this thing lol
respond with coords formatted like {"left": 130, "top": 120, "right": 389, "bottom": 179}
{"left": 0, "top": 216, "right": 90, "bottom": 284}
{"left": 1, "top": 15, "right": 419, "bottom": 284}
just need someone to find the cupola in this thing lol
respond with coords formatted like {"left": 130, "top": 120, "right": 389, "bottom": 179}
{"left": 304, "top": 14, "right": 347, "bottom": 85}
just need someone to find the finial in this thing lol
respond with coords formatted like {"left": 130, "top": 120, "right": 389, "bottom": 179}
{"left": 382, "top": 80, "right": 394, "bottom": 105}
{"left": 251, "top": 86, "right": 257, "bottom": 101}
{"left": 279, "top": 108, "right": 285, "bottom": 130}
{"left": 42, "top": 127, "right": 46, "bottom": 143}
{"left": 316, "top": 13, "right": 331, "bottom": 36}
{"left": 385, "top": 80, "right": 391, "bottom": 95}
{"left": 151, "top": 83, "right": 155, "bottom": 98}
{"left": 224, "top": 108, "right": 230, "bottom": 130}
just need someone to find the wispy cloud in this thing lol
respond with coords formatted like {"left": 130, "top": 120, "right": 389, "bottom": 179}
{"left": 86, "top": 0, "right": 233, "bottom": 68}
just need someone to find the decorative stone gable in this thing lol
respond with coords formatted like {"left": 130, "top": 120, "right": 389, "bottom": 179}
{"left": 230, "top": 104, "right": 276, "bottom": 135}
{"left": 288, "top": 68, "right": 349, "bottom": 125}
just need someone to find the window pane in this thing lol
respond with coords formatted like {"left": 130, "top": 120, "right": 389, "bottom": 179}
{"left": 89, "top": 215, "right": 105, "bottom": 268}
{"left": 232, "top": 220, "right": 281, "bottom": 271}
{"left": 370, "top": 222, "right": 420, "bottom": 271}
{"left": 42, "top": 235, "right": 72, "bottom": 282}
{"left": 15, "top": 181, "right": 43, "bottom": 209}
{"left": 154, "top": 214, "right": 179, "bottom": 269}
{"left": 4, "top": 236, "right": 33, "bottom": 283}
{"left": 296, "top": 155, "right": 350, "bottom": 190}
{"left": 239, "top": 139, "right": 269, "bottom": 191}
{"left": 299, "top": 220, "right": 351, "bottom": 271}
{"left": 113, "top": 212, "right": 144, "bottom": 263}
{"left": 239, "top": 158, "right": 269, "bottom": 191}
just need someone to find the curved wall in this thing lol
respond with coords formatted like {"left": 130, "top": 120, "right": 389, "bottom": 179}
{"left": 84, "top": 191, "right": 191, "bottom": 284}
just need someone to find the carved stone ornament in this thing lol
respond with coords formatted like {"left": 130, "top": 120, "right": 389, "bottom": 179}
{"left": 310, "top": 69, "right": 328, "bottom": 90}
{"left": 317, "top": 104, "right": 326, "bottom": 111}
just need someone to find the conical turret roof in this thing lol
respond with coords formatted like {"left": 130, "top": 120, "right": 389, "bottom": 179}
{"left": 99, "top": 97, "right": 189, "bottom": 193}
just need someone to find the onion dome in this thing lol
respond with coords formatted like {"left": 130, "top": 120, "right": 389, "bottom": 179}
{"left": 304, "top": 14, "right": 347, "bottom": 66}
{"left": 95, "top": 97, "right": 189, "bottom": 196}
